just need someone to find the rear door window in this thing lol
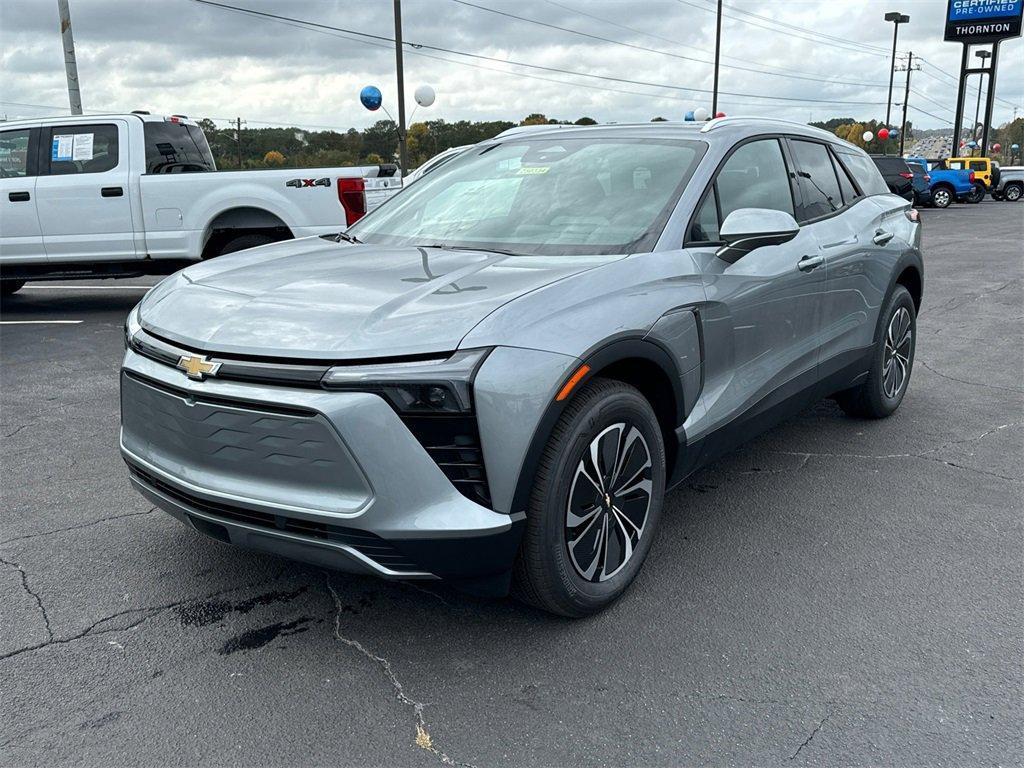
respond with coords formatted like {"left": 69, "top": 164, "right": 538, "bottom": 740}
{"left": 790, "top": 140, "right": 843, "bottom": 221}
{"left": 831, "top": 150, "right": 860, "bottom": 204}
{"left": 687, "top": 138, "right": 795, "bottom": 243}
{"left": 45, "top": 124, "right": 119, "bottom": 175}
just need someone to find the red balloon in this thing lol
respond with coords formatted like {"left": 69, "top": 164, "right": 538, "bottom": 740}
{"left": 877, "top": 128, "right": 890, "bottom": 140}
{"left": 993, "top": 143, "right": 1002, "bottom": 152}
{"left": 715, "top": 111, "right": 726, "bottom": 118}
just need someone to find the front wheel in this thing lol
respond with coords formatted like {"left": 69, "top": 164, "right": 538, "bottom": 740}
{"left": 835, "top": 285, "right": 916, "bottom": 419}
{"left": 512, "top": 378, "right": 666, "bottom": 617}
{"left": 931, "top": 186, "right": 952, "bottom": 208}
{"left": 1004, "top": 183, "right": 1023, "bottom": 202}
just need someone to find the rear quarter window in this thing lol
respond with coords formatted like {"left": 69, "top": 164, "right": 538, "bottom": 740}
{"left": 837, "top": 149, "right": 889, "bottom": 196}
{"left": 143, "top": 122, "right": 216, "bottom": 173}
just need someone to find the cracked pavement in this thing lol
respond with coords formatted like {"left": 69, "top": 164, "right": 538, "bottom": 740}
{"left": 1, "top": 201, "right": 1021, "bottom": 765}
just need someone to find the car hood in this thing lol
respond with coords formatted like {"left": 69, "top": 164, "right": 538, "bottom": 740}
{"left": 139, "top": 237, "right": 619, "bottom": 359}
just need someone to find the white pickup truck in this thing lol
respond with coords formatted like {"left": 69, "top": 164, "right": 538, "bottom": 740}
{"left": 0, "top": 113, "right": 401, "bottom": 294}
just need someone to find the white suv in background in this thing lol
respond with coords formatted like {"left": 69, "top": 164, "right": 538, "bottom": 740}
{"left": 0, "top": 113, "right": 401, "bottom": 295}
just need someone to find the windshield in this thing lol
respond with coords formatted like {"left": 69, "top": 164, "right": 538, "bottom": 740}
{"left": 348, "top": 137, "right": 705, "bottom": 255}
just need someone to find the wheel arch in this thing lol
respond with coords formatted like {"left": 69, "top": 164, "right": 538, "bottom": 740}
{"left": 507, "top": 337, "right": 687, "bottom": 517}
{"left": 201, "top": 206, "right": 294, "bottom": 258}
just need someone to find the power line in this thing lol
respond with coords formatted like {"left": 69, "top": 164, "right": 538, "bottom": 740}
{"left": 454, "top": 0, "right": 888, "bottom": 89}
{"left": 192, "top": 0, "right": 888, "bottom": 106}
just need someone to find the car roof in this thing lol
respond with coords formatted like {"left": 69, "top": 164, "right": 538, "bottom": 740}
{"left": 0, "top": 112, "right": 199, "bottom": 128}
{"left": 485, "top": 116, "right": 857, "bottom": 150}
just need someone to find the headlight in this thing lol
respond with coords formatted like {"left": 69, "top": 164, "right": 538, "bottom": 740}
{"left": 124, "top": 305, "right": 142, "bottom": 349}
{"left": 320, "top": 348, "right": 490, "bottom": 414}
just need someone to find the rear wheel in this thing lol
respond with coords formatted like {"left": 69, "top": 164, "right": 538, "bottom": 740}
{"left": 964, "top": 183, "right": 985, "bottom": 204}
{"left": 931, "top": 185, "right": 952, "bottom": 208}
{"left": 512, "top": 378, "right": 666, "bottom": 617}
{"left": 1004, "top": 182, "right": 1023, "bottom": 202}
{"left": 212, "top": 232, "right": 275, "bottom": 257}
{"left": 1, "top": 280, "right": 25, "bottom": 297}
{"left": 835, "top": 285, "right": 916, "bottom": 419}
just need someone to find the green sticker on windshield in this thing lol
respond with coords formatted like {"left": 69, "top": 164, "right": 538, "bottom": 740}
{"left": 517, "top": 166, "right": 550, "bottom": 175}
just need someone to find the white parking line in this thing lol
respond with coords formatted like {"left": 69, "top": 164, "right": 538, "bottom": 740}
{"left": 21, "top": 285, "right": 154, "bottom": 290}
{"left": 0, "top": 320, "right": 84, "bottom": 325}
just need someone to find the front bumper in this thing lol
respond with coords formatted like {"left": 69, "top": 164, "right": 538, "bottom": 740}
{"left": 120, "top": 350, "right": 524, "bottom": 592}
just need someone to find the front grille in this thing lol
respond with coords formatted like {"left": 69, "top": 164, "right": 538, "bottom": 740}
{"left": 129, "top": 464, "right": 422, "bottom": 573}
{"left": 400, "top": 415, "right": 492, "bottom": 508}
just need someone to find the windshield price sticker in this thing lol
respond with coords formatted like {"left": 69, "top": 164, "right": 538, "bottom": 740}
{"left": 517, "top": 166, "right": 550, "bottom": 175}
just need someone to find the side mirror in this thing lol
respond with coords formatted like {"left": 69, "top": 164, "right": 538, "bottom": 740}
{"left": 715, "top": 208, "right": 800, "bottom": 264}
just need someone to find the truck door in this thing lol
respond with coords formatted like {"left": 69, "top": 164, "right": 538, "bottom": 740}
{"left": 34, "top": 120, "right": 136, "bottom": 263}
{"left": 0, "top": 126, "right": 46, "bottom": 264}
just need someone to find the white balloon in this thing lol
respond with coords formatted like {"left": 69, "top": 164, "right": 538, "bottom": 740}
{"left": 693, "top": 107, "right": 709, "bottom": 122}
{"left": 862, "top": 131, "right": 874, "bottom": 142}
{"left": 414, "top": 85, "right": 436, "bottom": 108}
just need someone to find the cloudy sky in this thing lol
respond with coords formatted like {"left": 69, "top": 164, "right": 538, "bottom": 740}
{"left": 1, "top": 0, "right": 1021, "bottom": 133}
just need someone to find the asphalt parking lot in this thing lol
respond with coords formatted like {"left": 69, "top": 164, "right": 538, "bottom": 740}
{"left": 2, "top": 200, "right": 1021, "bottom": 767}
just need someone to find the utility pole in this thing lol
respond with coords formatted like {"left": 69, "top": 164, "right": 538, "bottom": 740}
{"left": 711, "top": 0, "right": 722, "bottom": 117}
{"left": 234, "top": 117, "right": 246, "bottom": 169}
{"left": 56, "top": 0, "right": 82, "bottom": 114}
{"left": 393, "top": 0, "right": 409, "bottom": 173}
{"left": 898, "top": 51, "right": 916, "bottom": 156}
{"left": 883, "top": 11, "right": 909, "bottom": 128}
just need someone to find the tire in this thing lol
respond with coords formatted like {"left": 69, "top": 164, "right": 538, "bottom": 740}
{"left": 964, "top": 183, "right": 985, "bottom": 204}
{"left": 1004, "top": 183, "right": 1023, "bottom": 202}
{"left": 835, "top": 285, "right": 916, "bottom": 419}
{"left": 213, "top": 232, "right": 275, "bottom": 257}
{"left": 512, "top": 378, "right": 666, "bottom": 617}
{"left": 1, "top": 280, "right": 25, "bottom": 297}
{"left": 931, "top": 185, "right": 953, "bottom": 208}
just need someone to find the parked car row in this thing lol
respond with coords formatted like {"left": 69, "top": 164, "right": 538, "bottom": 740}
{"left": 870, "top": 152, "right": 1022, "bottom": 209}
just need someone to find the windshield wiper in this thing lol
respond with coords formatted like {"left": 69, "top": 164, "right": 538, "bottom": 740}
{"left": 334, "top": 232, "right": 363, "bottom": 244}
{"left": 415, "top": 243, "right": 524, "bottom": 257}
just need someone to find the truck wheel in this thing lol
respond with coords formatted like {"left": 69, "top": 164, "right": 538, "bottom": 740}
{"left": 964, "top": 183, "right": 985, "bottom": 204}
{"left": 215, "top": 233, "right": 274, "bottom": 257}
{"left": 1, "top": 280, "right": 25, "bottom": 297}
{"left": 1005, "top": 183, "right": 1023, "bottom": 202}
{"left": 932, "top": 186, "right": 952, "bottom": 208}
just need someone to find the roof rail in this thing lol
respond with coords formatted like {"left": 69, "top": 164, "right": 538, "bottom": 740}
{"left": 700, "top": 115, "right": 837, "bottom": 140}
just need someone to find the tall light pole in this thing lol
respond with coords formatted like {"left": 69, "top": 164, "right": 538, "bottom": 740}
{"left": 973, "top": 49, "right": 992, "bottom": 152}
{"left": 883, "top": 11, "right": 909, "bottom": 128}
{"left": 711, "top": 0, "right": 723, "bottom": 117}
{"left": 393, "top": 0, "right": 409, "bottom": 173}
{"left": 56, "top": 0, "right": 82, "bottom": 115}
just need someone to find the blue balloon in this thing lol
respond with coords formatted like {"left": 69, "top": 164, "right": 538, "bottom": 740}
{"left": 1013, "top": 143, "right": 1021, "bottom": 151}
{"left": 684, "top": 110, "right": 695, "bottom": 121}
{"left": 967, "top": 140, "right": 978, "bottom": 149}
{"left": 889, "top": 128, "right": 899, "bottom": 137}
{"left": 360, "top": 85, "right": 383, "bottom": 111}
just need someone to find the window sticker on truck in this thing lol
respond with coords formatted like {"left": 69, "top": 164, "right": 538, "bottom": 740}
{"left": 72, "top": 133, "right": 94, "bottom": 161}
{"left": 52, "top": 134, "right": 74, "bottom": 161}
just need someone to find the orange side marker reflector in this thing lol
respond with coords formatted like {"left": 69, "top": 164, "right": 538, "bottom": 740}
{"left": 556, "top": 365, "right": 591, "bottom": 402}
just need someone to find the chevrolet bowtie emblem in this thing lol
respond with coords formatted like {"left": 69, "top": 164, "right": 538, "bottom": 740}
{"left": 177, "top": 354, "right": 221, "bottom": 380}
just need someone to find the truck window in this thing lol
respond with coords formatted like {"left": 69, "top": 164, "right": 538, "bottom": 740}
{"left": 0, "top": 129, "right": 31, "bottom": 177}
{"left": 143, "top": 122, "right": 216, "bottom": 173}
{"left": 969, "top": 160, "right": 986, "bottom": 171}
{"left": 47, "top": 124, "right": 119, "bottom": 175}
{"left": 835, "top": 149, "right": 888, "bottom": 196}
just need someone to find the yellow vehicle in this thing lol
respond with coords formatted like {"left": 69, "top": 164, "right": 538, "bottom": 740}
{"left": 944, "top": 156, "right": 996, "bottom": 189}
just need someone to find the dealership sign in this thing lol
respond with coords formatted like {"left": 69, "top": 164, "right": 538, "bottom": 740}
{"left": 945, "top": 0, "right": 1023, "bottom": 42}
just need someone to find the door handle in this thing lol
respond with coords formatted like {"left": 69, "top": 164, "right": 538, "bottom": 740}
{"left": 873, "top": 229, "right": 894, "bottom": 245}
{"left": 101, "top": 186, "right": 124, "bottom": 197}
{"left": 797, "top": 254, "right": 825, "bottom": 272}
{"left": 8, "top": 191, "right": 30, "bottom": 202}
